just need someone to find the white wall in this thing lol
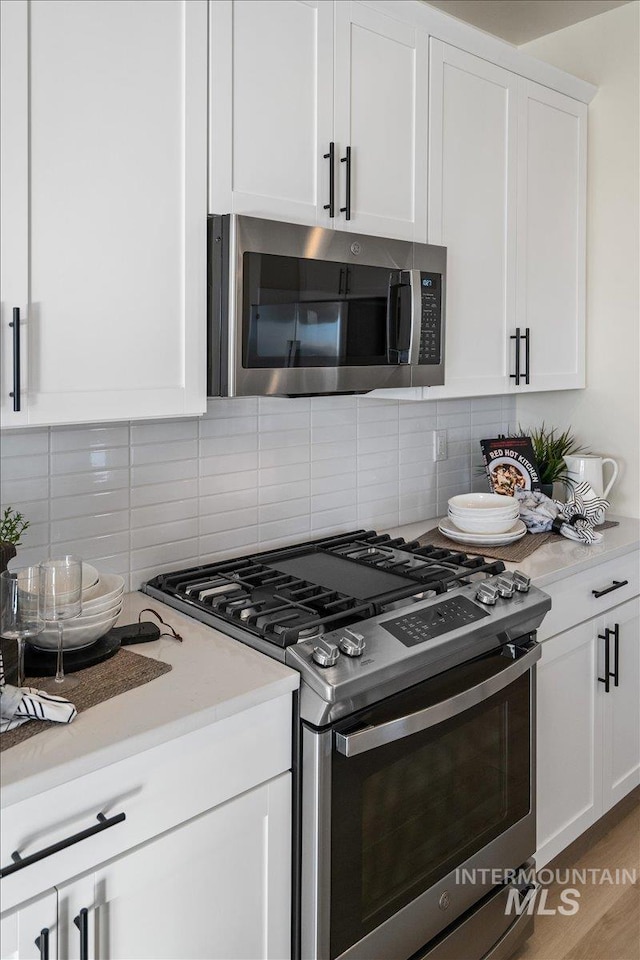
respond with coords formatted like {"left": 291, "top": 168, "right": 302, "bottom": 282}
{"left": 516, "top": 1, "right": 640, "bottom": 517}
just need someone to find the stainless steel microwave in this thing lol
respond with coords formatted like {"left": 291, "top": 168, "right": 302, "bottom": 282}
{"left": 207, "top": 214, "right": 446, "bottom": 397}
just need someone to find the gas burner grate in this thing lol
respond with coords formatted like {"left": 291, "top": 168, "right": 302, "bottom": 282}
{"left": 147, "top": 530, "right": 505, "bottom": 647}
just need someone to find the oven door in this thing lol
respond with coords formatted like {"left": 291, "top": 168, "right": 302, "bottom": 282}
{"left": 300, "top": 641, "right": 538, "bottom": 960}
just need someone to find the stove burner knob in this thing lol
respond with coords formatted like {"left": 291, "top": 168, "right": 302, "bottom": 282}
{"left": 338, "top": 629, "right": 366, "bottom": 657}
{"left": 312, "top": 639, "right": 340, "bottom": 668}
{"left": 513, "top": 570, "right": 531, "bottom": 593}
{"left": 495, "top": 576, "right": 515, "bottom": 598}
{"left": 476, "top": 584, "right": 499, "bottom": 605}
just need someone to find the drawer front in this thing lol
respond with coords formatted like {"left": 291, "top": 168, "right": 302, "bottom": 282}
{"left": 1, "top": 693, "right": 292, "bottom": 912}
{"left": 539, "top": 551, "right": 639, "bottom": 641}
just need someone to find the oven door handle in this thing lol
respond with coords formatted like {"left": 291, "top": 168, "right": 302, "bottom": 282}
{"left": 335, "top": 643, "right": 541, "bottom": 758}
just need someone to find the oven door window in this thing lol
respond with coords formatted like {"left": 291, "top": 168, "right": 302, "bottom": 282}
{"left": 242, "top": 252, "right": 410, "bottom": 368}
{"left": 330, "top": 665, "right": 531, "bottom": 959}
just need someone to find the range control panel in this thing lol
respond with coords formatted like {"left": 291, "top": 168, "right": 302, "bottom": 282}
{"left": 418, "top": 272, "right": 442, "bottom": 365}
{"left": 382, "top": 596, "right": 489, "bottom": 647}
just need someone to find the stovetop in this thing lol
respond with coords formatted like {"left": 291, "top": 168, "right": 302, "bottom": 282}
{"left": 144, "top": 530, "right": 551, "bottom": 725}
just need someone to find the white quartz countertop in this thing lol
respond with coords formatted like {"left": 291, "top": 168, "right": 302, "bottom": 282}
{"left": 385, "top": 514, "right": 640, "bottom": 588}
{"left": 1, "top": 591, "right": 299, "bottom": 807}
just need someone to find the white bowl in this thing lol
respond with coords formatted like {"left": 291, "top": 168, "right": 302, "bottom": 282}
{"left": 448, "top": 511, "right": 517, "bottom": 534}
{"left": 32, "top": 604, "right": 123, "bottom": 651}
{"left": 82, "top": 591, "right": 125, "bottom": 616}
{"left": 449, "top": 501, "right": 519, "bottom": 518}
{"left": 448, "top": 493, "right": 518, "bottom": 513}
{"left": 82, "top": 572, "right": 125, "bottom": 605}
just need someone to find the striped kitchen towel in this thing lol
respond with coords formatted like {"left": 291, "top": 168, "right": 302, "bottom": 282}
{"left": 0, "top": 650, "right": 77, "bottom": 733}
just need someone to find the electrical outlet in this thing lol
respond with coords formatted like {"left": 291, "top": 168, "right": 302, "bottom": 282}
{"left": 433, "top": 430, "right": 448, "bottom": 462}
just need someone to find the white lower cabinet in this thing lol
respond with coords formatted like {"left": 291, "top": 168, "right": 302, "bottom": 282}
{"left": 537, "top": 594, "right": 640, "bottom": 867}
{"left": 0, "top": 890, "right": 57, "bottom": 960}
{"left": 52, "top": 775, "right": 291, "bottom": 960}
{"left": 1, "top": 695, "right": 293, "bottom": 960}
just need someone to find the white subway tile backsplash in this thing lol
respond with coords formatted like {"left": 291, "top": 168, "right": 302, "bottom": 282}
{"left": 1, "top": 395, "right": 515, "bottom": 584}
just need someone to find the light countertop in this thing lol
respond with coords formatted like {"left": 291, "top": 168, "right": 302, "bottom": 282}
{"left": 2, "top": 515, "right": 638, "bottom": 807}
{"left": 1, "top": 591, "right": 299, "bottom": 807}
{"left": 386, "top": 514, "right": 640, "bottom": 588}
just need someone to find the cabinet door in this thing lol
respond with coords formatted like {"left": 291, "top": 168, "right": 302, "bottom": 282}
{"left": 334, "top": 2, "right": 427, "bottom": 241}
{"left": 0, "top": 0, "right": 207, "bottom": 428}
{"left": 601, "top": 598, "right": 640, "bottom": 812}
{"left": 427, "top": 41, "right": 517, "bottom": 399}
{"left": 210, "top": 0, "right": 334, "bottom": 226}
{"left": 0, "top": 890, "right": 58, "bottom": 960}
{"left": 536, "top": 621, "right": 602, "bottom": 868}
{"left": 515, "top": 80, "right": 586, "bottom": 392}
{"left": 62, "top": 774, "right": 291, "bottom": 960}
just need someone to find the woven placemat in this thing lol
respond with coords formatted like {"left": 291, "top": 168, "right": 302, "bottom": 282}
{"left": 418, "top": 519, "right": 619, "bottom": 564}
{"left": 1, "top": 648, "right": 171, "bottom": 752}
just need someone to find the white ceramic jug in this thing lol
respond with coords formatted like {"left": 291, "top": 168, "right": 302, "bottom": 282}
{"left": 564, "top": 454, "right": 619, "bottom": 499}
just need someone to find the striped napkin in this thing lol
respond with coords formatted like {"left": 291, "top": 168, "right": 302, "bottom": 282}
{"left": 0, "top": 649, "right": 77, "bottom": 733}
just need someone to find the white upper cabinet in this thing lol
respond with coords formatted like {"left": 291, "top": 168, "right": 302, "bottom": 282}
{"left": 514, "top": 81, "right": 587, "bottom": 392}
{"left": 210, "top": 0, "right": 427, "bottom": 241}
{"left": 333, "top": 2, "right": 428, "bottom": 241}
{"left": 210, "top": 0, "right": 334, "bottom": 225}
{"left": 427, "top": 41, "right": 517, "bottom": 398}
{"left": 0, "top": 0, "right": 207, "bottom": 428}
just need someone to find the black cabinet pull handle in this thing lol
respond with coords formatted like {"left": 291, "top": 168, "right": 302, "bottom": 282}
{"left": 340, "top": 145, "right": 351, "bottom": 220}
{"left": 35, "top": 928, "right": 50, "bottom": 960}
{"left": 523, "top": 327, "right": 530, "bottom": 384}
{"left": 592, "top": 580, "right": 628, "bottom": 598}
{"left": 612, "top": 622, "right": 620, "bottom": 687}
{"left": 510, "top": 327, "right": 521, "bottom": 385}
{"left": 74, "top": 907, "right": 89, "bottom": 960}
{"left": 598, "top": 629, "right": 611, "bottom": 693}
{"left": 323, "top": 142, "right": 335, "bottom": 218}
{"left": 9, "top": 306, "right": 21, "bottom": 411}
{"left": 0, "top": 811, "right": 126, "bottom": 878}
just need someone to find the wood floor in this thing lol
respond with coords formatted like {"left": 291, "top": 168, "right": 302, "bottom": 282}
{"left": 511, "top": 789, "right": 640, "bottom": 960}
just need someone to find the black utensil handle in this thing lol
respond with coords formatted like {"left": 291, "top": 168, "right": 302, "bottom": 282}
{"left": 524, "top": 327, "right": 530, "bottom": 384}
{"left": 9, "top": 306, "right": 21, "bottom": 411}
{"left": 592, "top": 579, "right": 628, "bottom": 598}
{"left": 340, "top": 146, "right": 351, "bottom": 220}
{"left": 598, "top": 630, "right": 611, "bottom": 693}
{"left": 74, "top": 908, "right": 89, "bottom": 960}
{"left": 0, "top": 812, "right": 126, "bottom": 878}
{"left": 323, "top": 141, "right": 335, "bottom": 218}
{"left": 510, "top": 327, "right": 521, "bottom": 385}
{"left": 35, "top": 928, "right": 50, "bottom": 960}
{"left": 612, "top": 622, "right": 620, "bottom": 687}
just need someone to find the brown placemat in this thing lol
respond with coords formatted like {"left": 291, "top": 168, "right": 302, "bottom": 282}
{"left": 1, "top": 648, "right": 172, "bottom": 752}
{"left": 418, "top": 519, "right": 619, "bottom": 564}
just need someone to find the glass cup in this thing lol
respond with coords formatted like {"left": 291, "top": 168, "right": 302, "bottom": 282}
{"left": 0, "top": 567, "right": 45, "bottom": 687}
{"left": 39, "top": 556, "right": 83, "bottom": 690}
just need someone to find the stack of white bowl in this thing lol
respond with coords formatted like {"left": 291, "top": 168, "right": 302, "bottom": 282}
{"left": 33, "top": 566, "right": 125, "bottom": 651}
{"left": 447, "top": 493, "right": 520, "bottom": 535}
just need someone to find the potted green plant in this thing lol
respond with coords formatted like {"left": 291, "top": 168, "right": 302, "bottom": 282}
{"left": 0, "top": 506, "right": 30, "bottom": 573}
{"left": 515, "top": 425, "right": 588, "bottom": 497}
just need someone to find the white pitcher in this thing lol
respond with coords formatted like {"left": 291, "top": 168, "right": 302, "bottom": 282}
{"left": 564, "top": 454, "right": 619, "bottom": 499}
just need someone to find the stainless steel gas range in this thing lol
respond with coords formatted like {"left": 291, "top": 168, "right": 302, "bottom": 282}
{"left": 144, "top": 529, "right": 551, "bottom": 960}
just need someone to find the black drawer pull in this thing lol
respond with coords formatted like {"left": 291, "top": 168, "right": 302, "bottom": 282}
{"left": 510, "top": 327, "right": 521, "bottom": 385}
{"left": 598, "top": 629, "right": 612, "bottom": 693}
{"left": 340, "top": 145, "right": 351, "bottom": 220}
{"left": 592, "top": 580, "right": 629, "bottom": 598}
{"left": 75, "top": 907, "right": 89, "bottom": 960}
{"left": 35, "top": 928, "right": 50, "bottom": 960}
{"left": 323, "top": 141, "right": 335, "bottom": 218}
{"left": 0, "top": 811, "right": 126, "bottom": 878}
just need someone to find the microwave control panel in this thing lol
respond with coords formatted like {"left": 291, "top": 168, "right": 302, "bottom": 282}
{"left": 418, "top": 272, "right": 442, "bottom": 365}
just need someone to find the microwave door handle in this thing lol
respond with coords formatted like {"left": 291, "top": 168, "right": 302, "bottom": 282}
{"left": 335, "top": 643, "right": 541, "bottom": 758}
{"left": 408, "top": 269, "right": 422, "bottom": 366}
{"left": 387, "top": 272, "right": 411, "bottom": 363}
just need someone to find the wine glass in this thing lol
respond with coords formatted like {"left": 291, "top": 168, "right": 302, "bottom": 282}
{"left": 39, "top": 556, "right": 83, "bottom": 690}
{"left": 0, "top": 567, "right": 45, "bottom": 687}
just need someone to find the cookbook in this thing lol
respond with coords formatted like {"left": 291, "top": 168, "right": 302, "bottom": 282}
{"left": 480, "top": 436, "right": 542, "bottom": 496}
